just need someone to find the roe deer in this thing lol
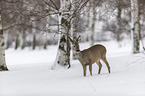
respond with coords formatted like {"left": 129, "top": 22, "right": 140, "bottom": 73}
{"left": 69, "top": 36, "right": 111, "bottom": 77}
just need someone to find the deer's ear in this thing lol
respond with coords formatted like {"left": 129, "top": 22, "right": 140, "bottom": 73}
{"left": 77, "top": 35, "right": 81, "bottom": 43}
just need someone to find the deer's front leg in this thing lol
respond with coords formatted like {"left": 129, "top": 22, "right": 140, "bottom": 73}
{"left": 83, "top": 65, "right": 86, "bottom": 77}
{"left": 89, "top": 61, "right": 92, "bottom": 76}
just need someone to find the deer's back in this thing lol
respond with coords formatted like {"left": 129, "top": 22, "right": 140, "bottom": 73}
{"left": 79, "top": 44, "right": 106, "bottom": 64}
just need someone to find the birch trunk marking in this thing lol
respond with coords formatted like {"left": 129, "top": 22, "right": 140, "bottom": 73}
{"left": 52, "top": 0, "right": 63, "bottom": 69}
{"left": 0, "top": 30, "right": 8, "bottom": 71}
{"left": 131, "top": 0, "right": 140, "bottom": 53}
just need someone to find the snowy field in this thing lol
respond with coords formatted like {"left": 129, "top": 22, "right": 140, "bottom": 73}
{"left": 1, "top": 40, "right": 145, "bottom": 96}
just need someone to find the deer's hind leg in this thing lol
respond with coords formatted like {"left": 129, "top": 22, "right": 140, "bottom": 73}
{"left": 102, "top": 56, "right": 111, "bottom": 73}
{"left": 96, "top": 60, "right": 102, "bottom": 74}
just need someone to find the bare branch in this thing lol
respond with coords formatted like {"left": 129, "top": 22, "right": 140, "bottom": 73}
{"left": 42, "top": 0, "right": 58, "bottom": 11}
{"left": 49, "top": 0, "right": 59, "bottom": 10}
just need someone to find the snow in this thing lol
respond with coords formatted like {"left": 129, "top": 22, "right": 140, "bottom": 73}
{"left": 0, "top": 40, "right": 145, "bottom": 96}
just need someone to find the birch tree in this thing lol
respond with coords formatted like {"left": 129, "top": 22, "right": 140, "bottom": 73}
{"left": 52, "top": 0, "right": 90, "bottom": 69}
{"left": 1, "top": 0, "right": 90, "bottom": 69}
{"left": 131, "top": 0, "right": 140, "bottom": 53}
{"left": 0, "top": 29, "right": 8, "bottom": 71}
{"left": 87, "top": 0, "right": 103, "bottom": 45}
{"left": 86, "top": 1, "right": 91, "bottom": 42}
{"left": 20, "top": 30, "right": 26, "bottom": 49}
{"left": 72, "top": 0, "right": 80, "bottom": 59}
{"left": 53, "top": 0, "right": 73, "bottom": 68}
{"left": 0, "top": 5, "right": 8, "bottom": 71}
{"left": 102, "top": 0, "right": 130, "bottom": 43}
{"left": 138, "top": 0, "right": 145, "bottom": 50}
{"left": 90, "top": 0, "right": 96, "bottom": 46}
{"left": 53, "top": 0, "right": 68, "bottom": 68}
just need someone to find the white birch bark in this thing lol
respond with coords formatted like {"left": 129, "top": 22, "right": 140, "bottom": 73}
{"left": 131, "top": 0, "right": 140, "bottom": 53}
{"left": 52, "top": 0, "right": 63, "bottom": 69}
{"left": 0, "top": 30, "right": 8, "bottom": 71}
{"left": 0, "top": 15, "right": 8, "bottom": 71}
{"left": 57, "top": 35, "right": 68, "bottom": 66}
{"left": 52, "top": 0, "right": 72, "bottom": 69}
{"left": 90, "top": 3, "right": 96, "bottom": 46}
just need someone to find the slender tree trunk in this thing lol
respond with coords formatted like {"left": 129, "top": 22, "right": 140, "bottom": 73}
{"left": 52, "top": 0, "right": 63, "bottom": 69}
{"left": 138, "top": 6, "right": 141, "bottom": 40}
{"left": 32, "top": 33, "right": 36, "bottom": 50}
{"left": 117, "top": 5, "right": 122, "bottom": 42}
{"left": 86, "top": 1, "right": 91, "bottom": 42}
{"left": 43, "top": 37, "right": 47, "bottom": 49}
{"left": 0, "top": 1, "right": 8, "bottom": 70}
{"left": 72, "top": 0, "right": 79, "bottom": 59}
{"left": 90, "top": 1, "right": 96, "bottom": 46}
{"left": 72, "top": 24, "right": 77, "bottom": 59}
{"left": 20, "top": 31, "right": 26, "bottom": 49}
{"left": 15, "top": 35, "right": 19, "bottom": 50}
{"left": 32, "top": 16, "right": 37, "bottom": 50}
{"left": 66, "top": 24, "right": 71, "bottom": 68}
{"left": 131, "top": 0, "right": 140, "bottom": 53}
{"left": 0, "top": 30, "right": 8, "bottom": 71}
{"left": 90, "top": 3, "right": 96, "bottom": 46}
{"left": 72, "top": 17, "right": 78, "bottom": 59}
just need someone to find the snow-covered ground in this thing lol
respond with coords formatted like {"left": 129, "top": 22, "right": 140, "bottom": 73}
{"left": 0, "top": 40, "right": 145, "bottom": 96}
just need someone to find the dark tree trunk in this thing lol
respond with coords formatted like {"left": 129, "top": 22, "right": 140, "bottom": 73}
{"left": 116, "top": 5, "right": 122, "bottom": 42}
{"left": 66, "top": 24, "right": 71, "bottom": 68}
{"left": 32, "top": 33, "right": 36, "bottom": 50}
{"left": 21, "top": 31, "right": 26, "bottom": 49}
{"left": 72, "top": 0, "right": 80, "bottom": 60}
{"left": 43, "top": 42, "right": 47, "bottom": 49}
{"left": 15, "top": 35, "right": 19, "bottom": 50}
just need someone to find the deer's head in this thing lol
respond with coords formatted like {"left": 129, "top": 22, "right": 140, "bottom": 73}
{"left": 69, "top": 36, "right": 81, "bottom": 53}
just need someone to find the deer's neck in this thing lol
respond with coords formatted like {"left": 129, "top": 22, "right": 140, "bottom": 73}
{"left": 75, "top": 51, "right": 81, "bottom": 59}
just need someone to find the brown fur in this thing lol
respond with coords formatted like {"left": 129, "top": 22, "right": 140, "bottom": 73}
{"left": 69, "top": 36, "right": 111, "bottom": 77}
